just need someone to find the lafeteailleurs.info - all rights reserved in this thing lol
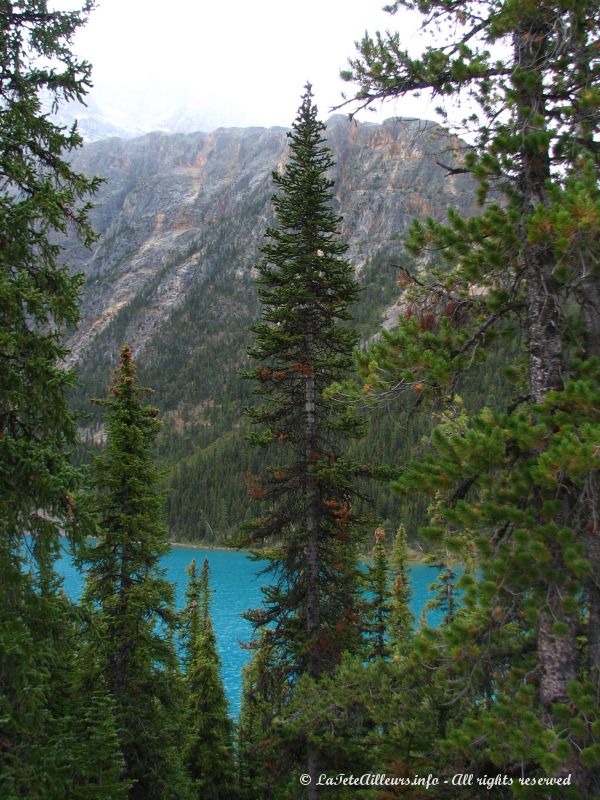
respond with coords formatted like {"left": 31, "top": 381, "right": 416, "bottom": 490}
{"left": 298, "top": 772, "right": 573, "bottom": 790}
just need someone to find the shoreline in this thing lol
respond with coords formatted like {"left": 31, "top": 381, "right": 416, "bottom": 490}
{"left": 60, "top": 534, "right": 437, "bottom": 566}
{"left": 168, "top": 539, "right": 433, "bottom": 565}
{"left": 169, "top": 540, "right": 241, "bottom": 553}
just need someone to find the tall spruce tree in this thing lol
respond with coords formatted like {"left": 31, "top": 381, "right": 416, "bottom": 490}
{"left": 181, "top": 558, "right": 235, "bottom": 800}
{"left": 389, "top": 524, "right": 414, "bottom": 656}
{"left": 364, "top": 527, "right": 391, "bottom": 661}
{"left": 0, "top": 1, "right": 101, "bottom": 795}
{"left": 81, "top": 346, "right": 191, "bottom": 800}
{"left": 244, "top": 84, "right": 363, "bottom": 793}
{"left": 344, "top": 0, "right": 600, "bottom": 793}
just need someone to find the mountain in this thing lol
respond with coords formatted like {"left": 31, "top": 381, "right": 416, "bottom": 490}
{"left": 64, "top": 115, "right": 476, "bottom": 541}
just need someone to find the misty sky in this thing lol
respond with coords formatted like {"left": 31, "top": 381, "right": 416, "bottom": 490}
{"left": 67, "top": 0, "right": 442, "bottom": 130}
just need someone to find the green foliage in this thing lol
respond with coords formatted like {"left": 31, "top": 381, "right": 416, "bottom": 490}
{"left": 0, "top": 1, "right": 105, "bottom": 794}
{"left": 364, "top": 527, "right": 392, "bottom": 660}
{"left": 49, "top": 605, "right": 131, "bottom": 800}
{"left": 80, "top": 346, "right": 191, "bottom": 800}
{"left": 389, "top": 524, "right": 414, "bottom": 654}
{"left": 342, "top": 0, "right": 600, "bottom": 793}
{"left": 280, "top": 657, "right": 386, "bottom": 797}
{"left": 181, "top": 558, "right": 236, "bottom": 799}
{"left": 0, "top": 584, "right": 129, "bottom": 800}
{"left": 71, "top": 246, "right": 449, "bottom": 547}
{"left": 243, "top": 84, "right": 364, "bottom": 678}
{"left": 64, "top": 682, "right": 130, "bottom": 800}
{"left": 237, "top": 632, "right": 288, "bottom": 800}
{"left": 243, "top": 84, "right": 370, "bottom": 790}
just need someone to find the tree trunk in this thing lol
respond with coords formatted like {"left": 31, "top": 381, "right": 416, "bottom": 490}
{"left": 304, "top": 329, "right": 321, "bottom": 797}
{"left": 579, "top": 235, "right": 600, "bottom": 796}
{"left": 579, "top": 228, "right": 600, "bottom": 800}
{"left": 307, "top": 750, "right": 320, "bottom": 800}
{"left": 568, "top": 11, "right": 600, "bottom": 793}
{"left": 113, "top": 544, "right": 132, "bottom": 700}
{"left": 514, "top": 17, "right": 583, "bottom": 789}
{"left": 304, "top": 330, "right": 320, "bottom": 678}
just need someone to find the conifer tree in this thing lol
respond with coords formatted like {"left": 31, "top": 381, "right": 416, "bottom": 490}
{"left": 389, "top": 524, "right": 414, "bottom": 656}
{"left": 237, "top": 632, "right": 285, "bottom": 800}
{"left": 244, "top": 84, "right": 363, "bottom": 793}
{"left": 66, "top": 684, "right": 130, "bottom": 800}
{"left": 423, "top": 563, "right": 457, "bottom": 627}
{"left": 364, "top": 528, "right": 391, "bottom": 661}
{"left": 344, "top": 0, "right": 600, "bottom": 791}
{"left": 54, "top": 607, "right": 131, "bottom": 800}
{"left": 0, "top": 1, "right": 100, "bottom": 794}
{"left": 81, "top": 346, "right": 191, "bottom": 800}
{"left": 181, "top": 558, "right": 235, "bottom": 800}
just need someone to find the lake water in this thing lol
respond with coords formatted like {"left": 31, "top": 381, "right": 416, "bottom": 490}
{"left": 55, "top": 544, "right": 442, "bottom": 716}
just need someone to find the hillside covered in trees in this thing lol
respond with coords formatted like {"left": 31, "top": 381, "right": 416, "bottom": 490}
{"left": 2, "top": 0, "right": 599, "bottom": 799}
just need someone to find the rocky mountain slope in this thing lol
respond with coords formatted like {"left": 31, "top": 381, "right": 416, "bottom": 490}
{"left": 65, "top": 115, "right": 476, "bottom": 539}
{"left": 67, "top": 116, "right": 471, "bottom": 367}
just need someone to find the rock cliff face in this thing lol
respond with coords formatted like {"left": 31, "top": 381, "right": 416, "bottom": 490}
{"left": 66, "top": 115, "right": 473, "bottom": 374}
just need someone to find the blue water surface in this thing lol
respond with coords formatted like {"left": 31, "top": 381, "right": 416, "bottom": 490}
{"left": 55, "top": 544, "right": 441, "bottom": 716}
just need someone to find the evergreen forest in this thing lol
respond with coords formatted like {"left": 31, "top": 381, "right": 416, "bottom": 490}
{"left": 1, "top": 1, "right": 599, "bottom": 799}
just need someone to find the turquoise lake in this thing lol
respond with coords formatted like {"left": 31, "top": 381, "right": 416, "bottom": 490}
{"left": 55, "top": 545, "right": 442, "bottom": 716}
